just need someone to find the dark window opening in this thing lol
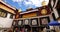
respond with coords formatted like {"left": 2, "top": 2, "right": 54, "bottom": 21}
{"left": 0, "top": 8, "right": 7, "bottom": 18}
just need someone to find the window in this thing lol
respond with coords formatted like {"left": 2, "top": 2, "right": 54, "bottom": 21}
{"left": 18, "top": 21, "right": 22, "bottom": 25}
{"left": 40, "top": 16, "right": 50, "bottom": 25}
{"left": 32, "top": 20, "right": 37, "bottom": 25}
{"left": 31, "top": 18, "right": 38, "bottom": 26}
{"left": 18, "top": 20, "right": 23, "bottom": 25}
{"left": 24, "top": 19, "right": 29, "bottom": 25}
{"left": 0, "top": 8, "right": 7, "bottom": 18}
{"left": 10, "top": 14, "right": 13, "bottom": 19}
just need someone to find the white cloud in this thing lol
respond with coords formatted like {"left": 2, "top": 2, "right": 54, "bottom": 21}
{"left": 12, "top": 0, "right": 23, "bottom": 2}
{"left": 12, "top": 0, "right": 49, "bottom": 7}
{"left": 23, "top": 0, "right": 33, "bottom": 6}
{"left": 30, "top": 0, "right": 49, "bottom": 7}
{"left": 24, "top": 1, "right": 32, "bottom": 5}
{"left": 30, "top": 0, "right": 41, "bottom": 7}
{"left": 23, "top": 0, "right": 41, "bottom": 7}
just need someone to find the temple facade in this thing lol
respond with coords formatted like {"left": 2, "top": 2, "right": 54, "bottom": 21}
{"left": 13, "top": 5, "right": 55, "bottom": 32}
{"left": 12, "top": 0, "right": 60, "bottom": 32}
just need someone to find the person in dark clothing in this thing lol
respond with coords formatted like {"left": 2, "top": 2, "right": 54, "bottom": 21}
{"left": 15, "top": 28, "right": 20, "bottom": 32}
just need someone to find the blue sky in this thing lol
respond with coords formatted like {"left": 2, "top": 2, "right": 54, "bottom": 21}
{"left": 4, "top": 0, "right": 49, "bottom": 11}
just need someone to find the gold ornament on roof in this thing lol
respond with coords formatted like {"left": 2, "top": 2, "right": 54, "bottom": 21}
{"left": 41, "top": 9, "right": 47, "bottom": 15}
{"left": 42, "top": 0, "right": 46, "bottom": 6}
{"left": 18, "top": 9, "right": 22, "bottom": 12}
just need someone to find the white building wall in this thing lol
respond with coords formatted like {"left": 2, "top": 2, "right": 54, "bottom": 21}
{"left": 0, "top": 13, "right": 13, "bottom": 28}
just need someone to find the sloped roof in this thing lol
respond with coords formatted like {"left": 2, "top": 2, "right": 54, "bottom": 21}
{"left": 20, "top": 9, "right": 39, "bottom": 14}
{"left": 0, "top": 0, "right": 16, "bottom": 14}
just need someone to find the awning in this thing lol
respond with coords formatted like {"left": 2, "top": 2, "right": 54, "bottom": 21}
{"left": 48, "top": 20, "right": 60, "bottom": 26}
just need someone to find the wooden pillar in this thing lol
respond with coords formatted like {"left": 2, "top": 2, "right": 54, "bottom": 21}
{"left": 15, "top": 12, "right": 20, "bottom": 19}
{"left": 12, "top": 9, "right": 20, "bottom": 32}
{"left": 15, "top": 9, "right": 20, "bottom": 19}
